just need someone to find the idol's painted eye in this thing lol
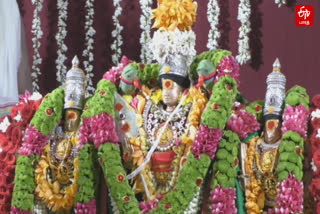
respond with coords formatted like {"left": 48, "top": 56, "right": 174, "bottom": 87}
{"left": 163, "top": 79, "right": 174, "bottom": 90}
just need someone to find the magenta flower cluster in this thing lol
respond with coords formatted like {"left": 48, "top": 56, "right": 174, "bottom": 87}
{"left": 209, "top": 185, "right": 237, "bottom": 214}
{"left": 78, "top": 112, "right": 118, "bottom": 150}
{"left": 103, "top": 56, "right": 131, "bottom": 85}
{"left": 191, "top": 124, "right": 223, "bottom": 159}
{"left": 18, "top": 125, "right": 50, "bottom": 156}
{"left": 215, "top": 56, "right": 240, "bottom": 86}
{"left": 274, "top": 174, "right": 303, "bottom": 214}
{"left": 74, "top": 200, "right": 96, "bottom": 214}
{"left": 11, "top": 207, "right": 32, "bottom": 214}
{"left": 139, "top": 194, "right": 163, "bottom": 213}
{"left": 227, "top": 110, "right": 260, "bottom": 140}
{"left": 281, "top": 104, "right": 309, "bottom": 139}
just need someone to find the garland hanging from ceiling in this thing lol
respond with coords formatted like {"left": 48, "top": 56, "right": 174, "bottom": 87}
{"left": 30, "top": 0, "right": 44, "bottom": 92}
{"left": 236, "top": 0, "right": 251, "bottom": 65}
{"left": 139, "top": 0, "right": 153, "bottom": 64}
{"left": 82, "top": 0, "right": 96, "bottom": 95}
{"left": 111, "top": 0, "right": 123, "bottom": 65}
{"left": 275, "top": 0, "right": 286, "bottom": 7}
{"left": 55, "top": 0, "right": 68, "bottom": 84}
{"left": 207, "top": 0, "right": 220, "bottom": 50}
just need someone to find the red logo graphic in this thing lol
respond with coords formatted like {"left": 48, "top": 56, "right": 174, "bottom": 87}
{"left": 296, "top": 5, "right": 313, "bottom": 27}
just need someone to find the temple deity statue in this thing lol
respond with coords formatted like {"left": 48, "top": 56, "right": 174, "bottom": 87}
{"left": 243, "top": 59, "right": 308, "bottom": 213}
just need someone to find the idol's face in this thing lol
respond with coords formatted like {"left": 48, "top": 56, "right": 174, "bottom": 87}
{"left": 264, "top": 119, "right": 282, "bottom": 144}
{"left": 64, "top": 109, "right": 81, "bottom": 132}
{"left": 162, "top": 79, "right": 183, "bottom": 109}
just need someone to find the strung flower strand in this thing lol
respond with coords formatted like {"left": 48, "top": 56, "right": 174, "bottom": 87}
{"left": 55, "top": 0, "right": 68, "bottom": 84}
{"left": 111, "top": 0, "right": 123, "bottom": 65}
{"left": 82, "top": 0, "right": 96, "bottom": 95}
{"left": 31, "top": 0, "right": 44, "bottom": 92}
{"left": 207, "top": 0, "right": 220, "bottom": 50}
{"left": 139, "top": 0, "right": 153, "bottom": 64}
{"left": 275, "top": 0, "right": 286, "bottom": 7}
{"left": 236, "top": 0, "right": 251, "bottom": 65}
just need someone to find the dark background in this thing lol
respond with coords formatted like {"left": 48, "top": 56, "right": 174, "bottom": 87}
{"left": 17, "top": 0, "right": 320, "bottom": 101}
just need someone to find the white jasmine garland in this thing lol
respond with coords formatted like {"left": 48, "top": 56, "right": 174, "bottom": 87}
{"left": 150, "top": 29, "right": 196, "bottom": 66}
{"left": 82, "top": 0, "right": 96, "bottom": 95}
{"left": 311, "top": 109, "right": 320, "bottom": 120}
{"left": 236, "top": 0, "right": 251, "bottom": 65}
{"left": 14, "top": 112, "right": 22, "bottom": 122}
{"left": 184, "top": 187, "right": 201, "bottom": 214}
{"left": 0, "top": 117, "right": 11, "bottom": 133}
{"left": 275, "top": 0, "right": 286, "bottom": 8}
{"left": 139, "top": 0, "right": 153, "bottom": 64}
{"left": 207, "top": 0, "right": 220, "bottom": 50}
{"left": 111, "top": 0, "right": 123, "bottom": 65}
{"left": 55, "top": 0, "right": 68, "bottom": 84}
{"left": 31, "top": 0, "right": 44, "bottom": 92}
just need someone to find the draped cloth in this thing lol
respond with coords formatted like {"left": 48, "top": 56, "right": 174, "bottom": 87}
{"left": 0, "top": 0, "right": 21, "bottom": 105}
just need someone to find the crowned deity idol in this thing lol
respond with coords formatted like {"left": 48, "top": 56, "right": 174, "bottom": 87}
{"left": 244, "top": 59, "right": 287, "bottom": 213}
{"left": 33, "top": 56, "right": 85, "bottom": 213}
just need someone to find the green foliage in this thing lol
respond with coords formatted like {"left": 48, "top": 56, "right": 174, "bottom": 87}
{"left": 285, "top": 85, "right": 309, "bottom": 109}
{"left": 201, "top": 76, "right": 238, "bottom": 129}
{"left": 12, "top": 155, "right": 37, "bottom": 211}
{"left": 81, "top": 79, "right": 116, "bottom": 119}
{"left": 245, "top": 100, "right": 265, "bottom": 125}
{"left": 211, "top": 131, "right": 241, "bottom": 189}
{"left": 75, "top": 144, "right": 100, "bottom": 203}
{"left": 30, "top": 88, "right": 64, "bottom": 136}
{"left": 130, "top": 62, "right": 161, "bottom": 88}
{"left": 98, "top": 143, "right": 140, "bottom": 213}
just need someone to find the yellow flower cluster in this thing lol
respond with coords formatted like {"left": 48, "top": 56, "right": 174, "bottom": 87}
{"left": 152, "top": 0, "right": 197, "bottom": 31}
{"left": 245, "top": 137, "right": 264, "bottom": 214}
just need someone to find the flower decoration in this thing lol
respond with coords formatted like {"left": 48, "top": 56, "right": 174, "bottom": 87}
{"left": 207, "top": 0, "right": 220, "bottom": 50}
{"left": 209, "top": 185, "right": 237, "bottom": 214}
{"left": 111, "top": 0, "right": 123, "bottom": 64}
{"left": 152, "top": 0, "right": 197, "bottom": 31}
{"left": 30, "top": 0, "right": 44, "bottom": 92}
{"left": 82, "top": 0, "right": 96, "bottom": 95}
{"left": 215, "top": 55, "right": 240, "bottom": 86}
{"left": 74, "top": 199, "right": 96, "bottom": 214}
{"left": 275, "top": 0, "right": 286, "bottom": 7}
{"left": 55, "top": 0, "right": 69, "bottom": 84}
{"left": 139, "top": 0, "right": 153, "bottom": 63}
{"left": 236, "top": 0, "right": 251, "bottom": 65}
{"left": 103, "top": 56, "right": 131, "bottom": 86}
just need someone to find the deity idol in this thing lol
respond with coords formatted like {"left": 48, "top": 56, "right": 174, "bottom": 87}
{"left": 243, "top": 59, "right": 309, "bottom": 213}
{"left": 11, "top": 56, "right": 88, "bottom": 213}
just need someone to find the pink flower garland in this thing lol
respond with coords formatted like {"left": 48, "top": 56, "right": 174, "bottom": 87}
{"left": 140, "top": 194, "right": 163, "bottom": 213}
{"left": 103, "top": 56, "right": 131, "bottom": 85}
{"left": 75, "top": 199, "right": 96, "bottom": 214}
{"left": 227, "top": 109, "right": 260, "bottom": 140}
{"left": 273, "top": 174, "right": 303, "bottom": 214}
{"left": 209, "top": 185, "right": 237, "bottom": 214}
{"left": 281, "top": 104, "right": 309, "bottom": 139}
{"left": 215, "top": 56, "right": 240, "bottom": 87}
{"left": 78, "top": 112, "right": 118, "bottom": 150}
{"left": 11, "top": 207, "right": 32, "bottom": 214}
{"left": 18, "top": 126, "right": 50, "bottom": 156}
{"left": 191, "top": 124, "right": 223, "bottom": 159}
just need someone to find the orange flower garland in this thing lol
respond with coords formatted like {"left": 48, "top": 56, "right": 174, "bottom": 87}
{"left": 152, "top": 0, "right": 197, "bottom": 31}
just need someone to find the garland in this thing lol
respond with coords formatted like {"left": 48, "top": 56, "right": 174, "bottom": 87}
{"left": 275, "top": 0, "right": 286, "bottom": 7}
{"left": 75, "top": 49, "right": 241, "bottom": 213}
{"left": 139, "top": 0, "right": 153, "bottom": 64}
{"left": 244, "top": 86, "right": 309, "bottom": 213}
{"left": 309, "top": 95, "right": 320, "bottom": 212}
{"left": 111, "top": 0, "right": 123, "bottom": 64}
{"left": 11, "top": 88, "right": 65, "bottom": 213}
{"left": 55, "top": 0, "right": 68, "bottom": 84}
{"left": 207, "top": 0, "right": 220, "bottom": 50}
{"left": 82, "top": 0, "right": 96, "bottom": 95}
{"left": 236, "top": 0, "right": 251, "bottom": 65}
{"left": 0, "top": 92, "right": 42, "bottom": 213}
{"left": 30, "top": 0, "right": 44, "bottom": 92}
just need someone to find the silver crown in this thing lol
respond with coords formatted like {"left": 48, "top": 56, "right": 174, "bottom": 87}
{"left": 264, "top": 58, "right": 286, "bottom": 116}
{"left": 159, "top": 55, "right": 189, "bottom": 78}
{"left": 64, "top": 56, "right": 86, "bottom": 110}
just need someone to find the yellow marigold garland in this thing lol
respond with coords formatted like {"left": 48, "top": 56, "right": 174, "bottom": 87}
{"left": 35, "top": 143, "right": 79, "bottom": 212}
{"left": 245, "top": 136, "right": 264, "bottom": 214}
{"left": 152, "top": 0, "right": 197, "bottom": 31}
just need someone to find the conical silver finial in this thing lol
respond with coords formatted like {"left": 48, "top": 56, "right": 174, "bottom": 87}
{"left": 72, "top": 55, "right": 79, "bottom": 67}
{"left": 273, "top": 58, "right": 281, "bottom": 71}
